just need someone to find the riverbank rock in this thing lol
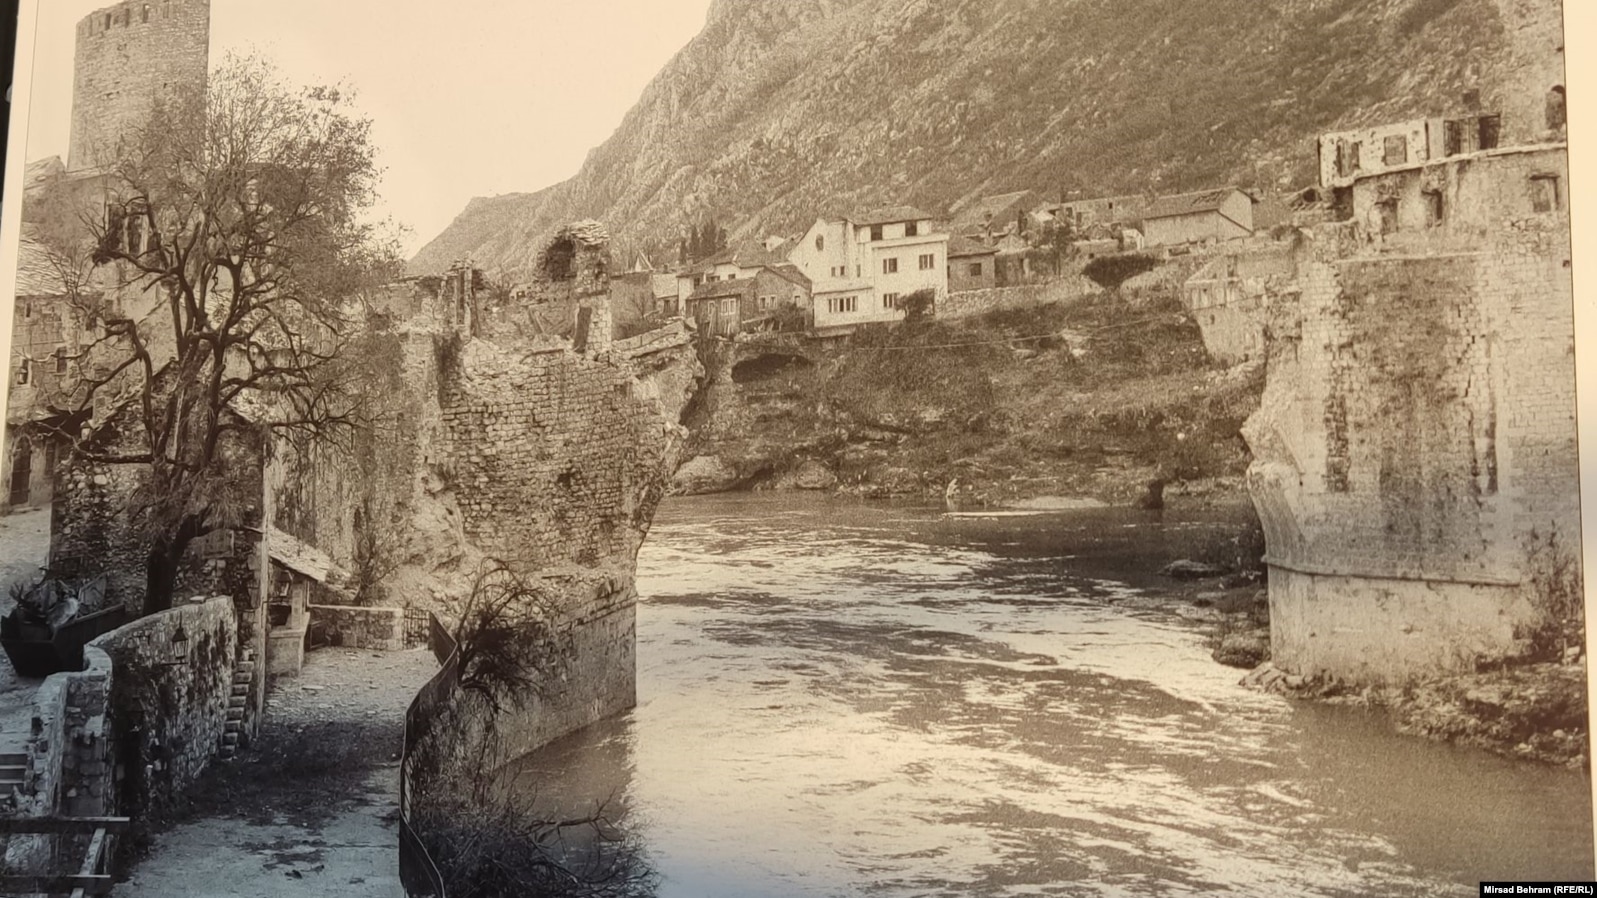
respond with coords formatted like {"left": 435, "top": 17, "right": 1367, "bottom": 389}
{"left": 1213, "top": 628, "right": 1270, "bottom": 668}
{"left": 672, "top": 455, "right": 740, "bottom": 495}
{"left": 856, "top": 466, "right": 924, "bottom": 498}
{"left": 792, "top": 460, "right": 839, "bottom": 491}
{"left": 1160, "top": 559, "right": 1231, "bottom": 580}
{"left": 1391, "top": 663, "right": 1590, "bottom": 767}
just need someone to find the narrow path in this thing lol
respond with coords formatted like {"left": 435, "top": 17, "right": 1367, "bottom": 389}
{"left": 0, "top": 506, "right": 51, "bottom": 755}
{"left": 0, "top": 505, "right": 51, "bottom": 600}
{"left": 113, "top": 647, "right": 438, "bottom": 898}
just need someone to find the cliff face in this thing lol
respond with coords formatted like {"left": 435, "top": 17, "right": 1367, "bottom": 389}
{"left": 411, "top": 0, "right": 1562, "bottom": 279}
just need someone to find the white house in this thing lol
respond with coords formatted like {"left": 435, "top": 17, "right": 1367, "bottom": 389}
{"left": 788, "top": 206, "right": 949, "bottom": 334}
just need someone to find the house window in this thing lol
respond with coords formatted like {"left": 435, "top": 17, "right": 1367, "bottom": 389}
{"left": 1478, "top": 114, "right": 1501, "bottom": 151}
{"left": 200, "top": 529, "right": 235, "bottom": 558}
{"left": 815, "top": 235, "right": 824, "bottom": 252}
{"left": 1531, "top": 175, "right": 1560, "bottom": 213}
{"left": 870, "top": 225, "right": 884, "bottom": 241}
{"left": 883, "top": 293, "right": 900, "bottom": 309}
{"left": 1349, "top": 141, "right": 1362, "bottom": 172}
{"left": 55, "top": 352, "right": 68, "bottom": 375}
{"left": 1424, "top": 190, "right": 1444, "bottom": 227}
{"left": 1383, "top": 135, "right": 1408, "bottom": 166}
{"left": 918, "top": 254, "right": 935, "bottom": 270}
{"left": 882, "top": 258, "right": 898, "bottom": 274}
{"left": 827, "top": 296, "right": 857, "bottom": 314}
{"left": 968, "top": 262, "right": 984, "bottom": 276}
{"left": 905, "top": 221, "right": 919, "bottom": 237}
{"left": 126, "top": 212, "right": 145, "bottom": 255}
{"left": 1376, "top": 199, "right": 1399, "bottom": 234}
{"left": 1548, "top": 86, "right": 1567, "bottom": 131}
{"left": 15, "top": 360, "right": 28, "bottom": 386}
{"left": 1444, "top": 119, "right": 1465, "bottom": 156}
{"left": 142, "top": 4, "right": 150, "bottom": 22}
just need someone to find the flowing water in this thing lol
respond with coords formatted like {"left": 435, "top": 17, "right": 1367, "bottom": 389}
{"left": 507, "top": 494, "right": 1594, "bottom": 897}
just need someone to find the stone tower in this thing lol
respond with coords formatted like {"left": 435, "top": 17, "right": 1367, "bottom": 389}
{"left": 67, "top": 0, "right": 211, "bottom": 172}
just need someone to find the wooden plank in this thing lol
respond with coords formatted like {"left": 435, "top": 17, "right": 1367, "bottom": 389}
{"left": 0, "top": 873, "right": 114, "bottom": 894}
{"left": 0, "top": 816, "right": 131, "bottom": 834}
{"left": 78, "top": 827, "right": 108, "bottom": 875}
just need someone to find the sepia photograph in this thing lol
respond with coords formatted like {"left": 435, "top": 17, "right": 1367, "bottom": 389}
{"left": 0, "top": 0, "right": 1589, "bottom": 895}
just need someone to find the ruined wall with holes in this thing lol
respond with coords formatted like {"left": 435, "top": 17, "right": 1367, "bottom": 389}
{"left": 69, "top": 0, "right": 211, "bottom": 171}
{"left": 1243, "top": 146, "right": 1575, "bottom": 684}
{"left": 337, "top": 225, "right": 705, "bottom": 761}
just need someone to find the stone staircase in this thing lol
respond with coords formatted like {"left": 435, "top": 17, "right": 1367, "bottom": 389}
{"left": 219, "top": 648, "right": 256, "bottom": 759}
{"left": 0, "top": 751, "right": 27, "bottom": 796}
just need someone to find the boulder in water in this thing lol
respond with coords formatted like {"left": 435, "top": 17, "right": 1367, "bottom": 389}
{"left": 1160, "top": 559, "right": 1230, "bottom": 580}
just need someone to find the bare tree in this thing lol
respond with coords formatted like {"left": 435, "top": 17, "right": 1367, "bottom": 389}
{"left": 452, "top": 562, "right": 572, "bottom": 713}
{"left": 32, "top": 53, "right": 401, "bottom": 613}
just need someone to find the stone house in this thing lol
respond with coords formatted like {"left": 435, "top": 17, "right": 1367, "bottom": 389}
{"left": 1050, "top": 194, "right": 1150, "bottom": 233}
{"left": 684, "top": 265, "right": 809, "bottom": 336}
{"left": 686, "top": 277, "right": 752, "bottom": 337}
{"left": 4, "top": 235, "right": 84, "bottom": 512}
{"left": 751, "top": 265, "right": 812, "bottom": 327}
{"left": 676, "top": 242, "right": 789, "bottom": 306}
{"left": 951, "top": 190, "right": 1046, "bottom": 243}
{"left": 1318, "top": 117, "right": 1465, "bottom": 190}
{"left": 947, "top": 236, "right": 999, "bottom": 293}
{"left": 1138, "top": 187, "right": 1256, "bottom": 247}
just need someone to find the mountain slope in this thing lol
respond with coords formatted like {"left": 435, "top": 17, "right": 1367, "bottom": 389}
{"left": 411, "top": 0, "right": 1563, "bottom": 279}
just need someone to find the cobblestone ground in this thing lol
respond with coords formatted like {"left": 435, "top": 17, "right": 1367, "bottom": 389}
{"left": 113, "top": 647, "right": 440, "bottom": 898}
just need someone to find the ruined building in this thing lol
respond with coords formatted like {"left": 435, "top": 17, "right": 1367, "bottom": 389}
{"left": 6, "top": 0, "right": 214, "bottom": 514}
{"left": 1245, "top": 54, "right": 1573, "bottom": 684}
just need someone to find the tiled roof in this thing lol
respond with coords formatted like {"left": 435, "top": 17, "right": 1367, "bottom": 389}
{"left": 16, "top": 232, "right": 65, "bottom": 297}
{"left": 848, "top": 205, "right": 933, "bottom": 227}
{"left": 947, "top": 235, "right": 999, "bottom": 257}
{"left": 268, "top": 525, "right": 344, "bottom": 583}
{"left": 691, "top": 242, "right": 785, "bottom": 274}
{"left": 763, "top": 264, "right": 812, "bottom": 290}
{"left": 1140, "top": 187, "right": 1249, "bottom": 221}
{"left": 952, "top": 190, "right": 1043, "bottom": 228}
{"left": 689, "top": 277, "right": 754, "bottom": 300}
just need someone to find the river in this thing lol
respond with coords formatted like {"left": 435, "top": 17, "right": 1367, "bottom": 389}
{"left": 507, "top": 493, "right": 1594, "bottom": 897}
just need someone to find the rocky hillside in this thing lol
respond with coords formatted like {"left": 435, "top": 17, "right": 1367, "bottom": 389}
{"left": 411, "top": 0, "right": 1563, "bottom": 279}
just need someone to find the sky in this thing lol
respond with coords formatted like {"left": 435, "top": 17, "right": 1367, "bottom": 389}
{"left": 16, "top": 0, "right": 715, "bottom": 255}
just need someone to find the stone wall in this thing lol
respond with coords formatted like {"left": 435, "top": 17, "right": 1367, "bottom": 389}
{"left": 1189, "top": 296, "right": 1266, "bottom": 365}
{"left": 438, "top": 337, "right": 689, "bottom": 572}
{"left": 1243, "top": 147, "right": 1576, "bottom": 685}
{"left": 939, "top": 278, "right": 1093, "bottom": 319}
{"left": 0, "top": 646, "right": 113, "bottom": 872}
{"left": 458, "top": 572, "right": 637, "bottom": 769}
{"left": 90, "top": 596, "right": 237, "bottom": 821}
{"left": 68, "top": 0, "right": 211, "bottom": 171}
{"left": 9, "top": 646, "right": 113, "bottom": 820}
{"left": 309, "top": 604, "right": 404, "bottom": 651}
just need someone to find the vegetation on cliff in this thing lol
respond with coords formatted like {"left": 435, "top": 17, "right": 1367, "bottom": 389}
{"left": 682, "top": 283, "right": 1262, "bottom": 507}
